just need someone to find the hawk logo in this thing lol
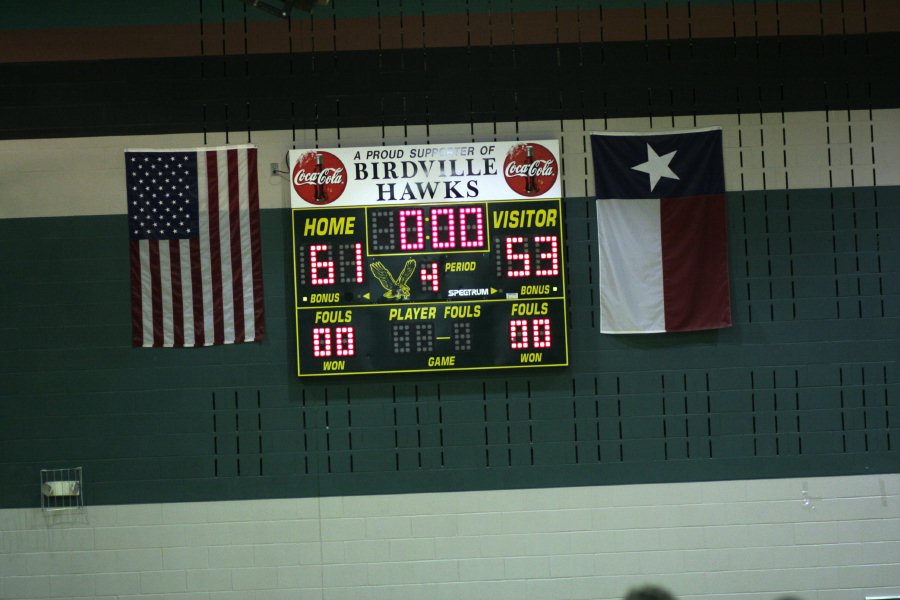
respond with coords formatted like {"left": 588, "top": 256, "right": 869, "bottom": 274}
{"left": 370, "top": 259, "right": 417, "bottom": 300}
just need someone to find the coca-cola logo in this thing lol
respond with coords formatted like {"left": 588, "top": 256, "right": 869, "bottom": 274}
{"left": 292, "top": 151, "right": 347, "bottom": 205}
{"left": 503, "top": 143, "right": 558, "bottom": 197}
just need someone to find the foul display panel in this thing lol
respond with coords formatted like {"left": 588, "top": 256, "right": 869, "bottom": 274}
{"left": 290, "top": 141, "right": 568, "bottom": 376}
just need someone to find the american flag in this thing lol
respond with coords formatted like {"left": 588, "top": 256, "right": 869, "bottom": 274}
{"left": 126, "top": 145, "right": 265, "bottom": 347}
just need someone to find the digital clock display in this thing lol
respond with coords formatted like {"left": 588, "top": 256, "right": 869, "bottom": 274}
{"left": 292, "top": 197, "right": 568, "bottom": 376}
{"left": 367, "top": 204, "right": 488, "bottom": 253}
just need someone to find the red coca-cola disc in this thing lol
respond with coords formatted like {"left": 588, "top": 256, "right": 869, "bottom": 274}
{"left": 292, "top": 151, "right": 348, "bottom": 205}
{"left": 502, "top": 143, "right": 558, "bottom": 197}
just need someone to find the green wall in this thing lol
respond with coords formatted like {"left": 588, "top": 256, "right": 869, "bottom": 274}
{"left": 1, "top": 188, "right": 897, "bottom": 508}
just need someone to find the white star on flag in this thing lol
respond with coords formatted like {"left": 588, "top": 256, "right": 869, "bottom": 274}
{"left": 631, "top": 143, "right": 679, "bottom": 191}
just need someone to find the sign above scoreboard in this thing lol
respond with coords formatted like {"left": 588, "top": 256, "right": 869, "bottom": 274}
{"left": 289, "top": 140, "right": 568, "bottom": 377}
{"left": 289, "top": 140, "right": 562, "bottom": 207}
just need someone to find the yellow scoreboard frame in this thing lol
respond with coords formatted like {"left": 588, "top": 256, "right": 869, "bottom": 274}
{"left": 289, "top": 140, "right": 568, "bottom": 377}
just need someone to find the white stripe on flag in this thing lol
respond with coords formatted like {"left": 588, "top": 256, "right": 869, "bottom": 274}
{"left": 139, "top": 240, "right": 154, "bottom": 347}
{"left": 596, "top": 198, "right": 665, "bottom": 333}
{"left": 179, "top": 238, "right": 195, "bottom": 347}
{"left": 159, "top": 240, "right": 174, "bottom": 347}
{"left": 216, "top": 149, "right": 235, "bottom": 343}
{"left": 197, "top": 151, "right": 214, "bottom": 344}
{"left": 237, "top": 148, "right": 255, "bottom": 341}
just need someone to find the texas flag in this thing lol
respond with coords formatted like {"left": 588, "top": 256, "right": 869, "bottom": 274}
{"left": 590, "top": 127, "right": 731, "bottom": 334}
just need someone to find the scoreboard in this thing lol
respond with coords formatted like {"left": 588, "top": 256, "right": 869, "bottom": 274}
{"left": 289, "top": 141, "right": 568, "bottom": 376}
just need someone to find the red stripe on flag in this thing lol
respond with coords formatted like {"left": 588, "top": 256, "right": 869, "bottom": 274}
{"left": 190, "top": 238, "right": 205, "bottom": 346}
{"left": 206, "top": 151, "right": 225, "bottom": 345}
{"left": 660, "top": 194, "right": 731, "bottom": 332}
{"left": 169, "top": 241, "right": 184, "bottom": 347}
{"left": 247, "top": 149, "right": 265, "bottom": 339}
{"left": 227, "top": 148, "right": 245, "bottom": 342}
{"left": 129, "top": 239, "right": 143, "bottom": 347}
{"left": 149, "top": 239, "right": 164, "bottom": 347}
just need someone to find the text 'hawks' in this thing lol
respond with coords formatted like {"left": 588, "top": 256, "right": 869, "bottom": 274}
{"left": 354, "top": 158, "right": 497, "bottom": 201}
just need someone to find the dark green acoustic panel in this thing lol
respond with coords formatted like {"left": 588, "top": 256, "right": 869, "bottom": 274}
{"left": 2, "top": 187, "right": 897, "bottom": 508}
{"left": 3, "top": 32, "right": 898, "bottom": 140}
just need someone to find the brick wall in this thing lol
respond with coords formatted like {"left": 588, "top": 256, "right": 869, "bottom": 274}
{"left": 2, "top": 474, "right": 898, "bottom": 599}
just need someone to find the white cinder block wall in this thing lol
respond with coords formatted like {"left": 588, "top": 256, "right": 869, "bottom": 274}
{"left": 1, "top": 474, "right": 898, "bottom": 600}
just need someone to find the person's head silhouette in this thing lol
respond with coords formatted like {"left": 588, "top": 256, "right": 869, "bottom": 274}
{"left": 623, "top": 585, "right": 677, "bottom": 600}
